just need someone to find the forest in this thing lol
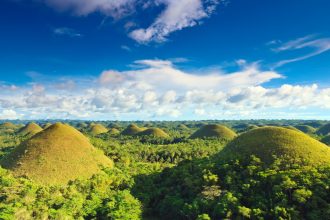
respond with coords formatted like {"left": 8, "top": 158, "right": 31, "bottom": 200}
{"left": 0, "top": 120, "right": 330, "bottom": 220}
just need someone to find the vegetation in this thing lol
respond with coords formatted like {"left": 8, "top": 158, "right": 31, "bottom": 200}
{"left": 190, "top": 124, "right": 236, "bottom": 140}
{"left": 89, "top": 124, "right": 109, "bottom": 136}
{"left": 1, "top": 123, "right": 113, "bottom": 185}
{"left": 0, "top": 120, "right": 330, "bottom": 219}
{"left": 17, "top": 122, "right": 43, "bottom": 136}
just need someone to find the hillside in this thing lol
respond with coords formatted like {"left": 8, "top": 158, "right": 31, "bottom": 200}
{"left": 317, "top": 123, "right": 330, "bottom": 136}
{"left": 222, "top": 126, "right": 330, "bottom": 166}
{"left": 190, "top": 124, "right": 236, "bottom": 140}
{"left": 17, "top": 122, "right": 43, "bottom": 136}
{"left": 1, "top": 123, "right": 113, "bottom": 185}
{"left": 294, "top": 125, "right": 316, "bottom": 134}
{"left": 121, "top": 124, "right": 146, "bottom": 136}
{"left": 89, "top": 124, "right": 108, "bottom": 135}
{"left": 137, "top": 128, "right": 170, "bottom": 138}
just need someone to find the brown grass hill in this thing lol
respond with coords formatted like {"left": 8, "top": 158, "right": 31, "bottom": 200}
{"left": 121, "top": 124, "right": 146, "bottom": 136}
{"left": 190, "top": 124, "right": 237, "bottom": 140}
{"left": 137, "top": 128, "right": 170, "bottom": 138}
{"left": 317, "top": 123, "right": 330, "bottom": 136}
{"left": 108, "top": 128, "right": 120, "bottom": 135}
{"left": 0, "top": 122, "right": 17, "bottom": 130}
{"left": 294, "top": 125, "right": 316, "bottom": 134}
{"left": 221, "top": 126, "right": 330, "bottom": 166}
{"left": 89, "top": 124, "right": 108, "bottom": 135}
{"left": 17, "top": 122, "right": 43, "bottom": 136}
{"left": 1, "top": 123, "right": 113, "bottom": 185}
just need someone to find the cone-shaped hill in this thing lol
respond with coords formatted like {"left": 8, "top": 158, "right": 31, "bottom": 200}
{"left": 221, "top": 126, "right": 330, "bottom": 166}
{"left": 190, "top": 124, "right": 237, "bottom": 140}
{"left": 317, "top": 123, "right": 330, "bottom": 136}
{"left": 177, "top": 124, "right": 189, "bottom": 130}
{"left": 0, "top": 122, "right": 17, "bottom": 130}
{"left": 121, "top": 124, "right": 146, "bottom": 136}
{"left": 89, "top": 124, "right": 108, "bottom": 135}
{"left": 294, "top": 125, "right": 316, "bottom": 134}
{"left": 137, "top": 128, "right": 170, "bottom": 138}
{"left": 108, "top": 128, "right": 120, "bottom": 135}
{"left": 17, "top": 122, "right": 43, "bottom": 136}
{"left": 1, "top": 123, "right": 113, "bottom": 185}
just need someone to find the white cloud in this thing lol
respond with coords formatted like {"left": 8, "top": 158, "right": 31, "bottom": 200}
{"left": 35, "top": 0, "right": 221, "bottom": 44}
{"left": 271, "top": 35, "right": 330, "bottom": 67}
{"left": 3, "top": 59, "right": 330, "bottom": 120}
{"left": 0, "top": 109, "right": 21, "bottom": 120}
{"left": 129, "top": 0, "right": 220, "bottom": 43}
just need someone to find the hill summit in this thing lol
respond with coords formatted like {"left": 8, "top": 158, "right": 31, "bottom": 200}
{"left": 190, "top": 124, "right": 236, "bottom": 140}
{"left": 17, "top": 122, "right": 43, "bottom": 136}
{"left": 138, "top": 128, "right": 170, "bottom": 138}
{"left": 121, "top": 124, "right": 146, "bottom": 135}
{"left": 89, "top": 124, "right": 108, "bottom": 135}
{"left": 1, "top": 123, "right": 113, "bottom": 185}
{"left": 222, "top": 126, "right": 330, "bottom": 166}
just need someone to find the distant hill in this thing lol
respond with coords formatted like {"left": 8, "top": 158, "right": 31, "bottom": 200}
{"left": 0, "top": 122, "right": 16, "bottom": 130}
{"left": 17, "top": 122, "right": 43, "bottom": 136}
{"left": 1, "top": 123, "right": 113, "bottom": 185}
{"left": 190, "top": 124, "right": 236, "bottom": 140}
{"left": 317, "top": 123, "right": 330, "bottom": 136}
{"left": 108, "top": 128, "right": 120, "bottom": 135}
{"left": 137, "top": 128, "right": 170, "bottom": 138}
{"left": 89, "top": 124, "right": 108, "bottom": 135}
{"left": 294, "top": 125, "right": 316, "bottom": 134}
{"left": 222, "top": 126, "right": 330, "bottom": 166}
{"left": 121, "top": 124, "right": 146, "bottom": 136}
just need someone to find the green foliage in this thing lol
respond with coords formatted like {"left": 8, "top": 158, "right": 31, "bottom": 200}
{"left": 190, "top": 124, "right": 237, "bottom": 140}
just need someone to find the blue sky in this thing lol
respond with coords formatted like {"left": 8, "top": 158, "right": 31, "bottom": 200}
{"left": 1, "top": 0, "right": 330, "bottom": 120}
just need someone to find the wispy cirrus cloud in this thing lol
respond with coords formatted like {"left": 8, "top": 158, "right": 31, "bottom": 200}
{"left": 129, "top": 0, "right": 221, "bottom": 43}
{"left": 53, "top": 27, "right": 83, "bottom": 37}
{"left": 271, "top": 35, "right": 330, "bottom": 67}
{"left": 31, "top": 0, "right": 222, "bottom": 44}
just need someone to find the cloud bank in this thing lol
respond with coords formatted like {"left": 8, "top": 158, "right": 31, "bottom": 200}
{"left": 2, "top": 59, "right": 330, "bottom": 120}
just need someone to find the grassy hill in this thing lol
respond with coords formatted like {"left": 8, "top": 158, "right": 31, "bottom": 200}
{"left": 294, "top": 125, "right": 316, "bottom": 134}
{"left": 1, "top": 123, "right": 113, "bottom": 185}
{"left": 222, "top": 126, "right": 330, "bottom": 166}
{"left": 108, "top": 128, "right": 120, "bottom": 135}
{"left": 0, "top": 122, "right": 16, "bottom": 130}
{"left": 17, "top": 122, "right": 43, "bottom": 136}
{"left": 121, "top": 124, "right": 146, "bottom": 136}
{"left": 317, "top": 123, "right": 330, "bottom": 136}
{"left": 137, "top": 128, "right": 170, "bottom": 138}
{"left": 190, "top": 124, "right": 236, "bottom": 140}
{"left": 89, "top": 124, "right": 108, "bottom": 135}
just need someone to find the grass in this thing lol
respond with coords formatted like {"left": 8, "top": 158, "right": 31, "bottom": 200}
{"left": 222, "top": 126, "right": 330, "bottom": 166}
{"left": 1, "top": 122, "right": 113, "bottom": 185}
{"left": 108, "top": 128, "right": 120, "bottom": 135}
{"left": 121, "top": 124, "right": 146, "bottom": 136}
{"left": 190, "top": 124, "right": 237, "bottom": 140}
{"left": 137, "top": 128, "right": 170, "bottom": 138}
{"left": 0, "top": 122, "right": 17, "bottom": 130}
{"left": 89, "top": 124, "right": 108, "bottom": 135}
{"left": 17, "top": 122, "right": 43, "bottom": 136}
{"left": 294, "top": 125, "right": 316, "bottom": 134}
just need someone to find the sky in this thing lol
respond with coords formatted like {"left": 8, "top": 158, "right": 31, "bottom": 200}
{"left": 1, "top": 0, "right": 330, "bottom": 120}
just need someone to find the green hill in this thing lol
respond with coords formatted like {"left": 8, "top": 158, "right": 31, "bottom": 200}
{"left": 137, "top": 128, "right": 170, "bottom": 138}
{"left": 17, "top": 122, "right": 43, "bottom": 136}
{"left": 190, "top": 124, "right": 236, "bottom": 140}
{"left": 1, "top": 123, "right": 113, "bottom": 185}
{"left": 108, "top": 128, "right": 120, "bottom": 135}
{"left": 320, "top": 135, "right": 330, "bottom": 146}
{"left": 89, "top": 124, "right": 108, "bottom": 135}
{"left": 0, "top": 122, "right": 16, "bottom": 130}
{"left": 223, "top": 126, "right": 330, "bottom": 166}
{"left": 294, "top": 125, "right": 316, "bottom": 134}
{"left": 317, "top": 123, "right": 330, "bottom": 136}
{"left": 177, "top": 124, "right": 189, "bottom": 130}
{"left": 121, "top": 124, "right": 146, "bottom": 136}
